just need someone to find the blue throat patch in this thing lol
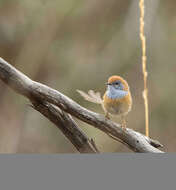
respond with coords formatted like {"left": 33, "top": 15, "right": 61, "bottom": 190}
{"left": 107, "top": 87, "right": 128, "bottom": 99}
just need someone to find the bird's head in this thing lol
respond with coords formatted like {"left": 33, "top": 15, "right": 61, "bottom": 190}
{"left": 106, "top": 75, "right": 130, "bottom": 99}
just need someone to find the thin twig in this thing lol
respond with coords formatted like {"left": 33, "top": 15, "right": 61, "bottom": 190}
{"left": 139, "top": 0, "right": 149, "bottom": 137}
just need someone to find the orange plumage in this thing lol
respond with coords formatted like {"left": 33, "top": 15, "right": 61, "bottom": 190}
{"left": 103, "top": 76, "right": 132, "bottom": 116}
{"left": 103, "top": 91, "right": 132, "bottom": 116}
{"left": 102, "top": 75, "right": 132, "bottom": 128}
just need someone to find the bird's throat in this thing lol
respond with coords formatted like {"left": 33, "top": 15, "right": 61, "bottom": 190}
{"left": 106, "top": 89, "right": 128, "bottom": 99}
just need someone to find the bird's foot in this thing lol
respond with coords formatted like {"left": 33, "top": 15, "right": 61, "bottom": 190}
{"left": 105, "top": 112, "right": 110, "bottom": 119}
{"left": 121, "top": 117, "right": 127, "bottom": 131}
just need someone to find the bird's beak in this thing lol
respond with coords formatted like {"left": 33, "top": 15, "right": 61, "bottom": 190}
{"left": 106, "top": 82, "right": 111, "bottom": 86}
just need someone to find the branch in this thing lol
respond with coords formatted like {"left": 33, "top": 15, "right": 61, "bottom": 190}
{"left": 0, "top": 57, "right": 164, "bottom": 153}
{"left": 0, "top": 58, "right": 98, "bottom": 153}
{"left": 31, "top": 100, "right": 98, "bottom": 153}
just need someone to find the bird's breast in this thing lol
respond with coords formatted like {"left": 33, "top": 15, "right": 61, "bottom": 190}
{"left": 103, "top": 92, "right": 132, "bottom": 116}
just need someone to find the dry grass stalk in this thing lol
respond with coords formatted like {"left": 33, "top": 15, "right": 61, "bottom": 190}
{"left": 139, "top": 0, "right": 149, "bottom": 137}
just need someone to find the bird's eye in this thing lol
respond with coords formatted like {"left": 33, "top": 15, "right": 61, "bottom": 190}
{"left": 115, "top": 82, "right": 119, "bottom": 85}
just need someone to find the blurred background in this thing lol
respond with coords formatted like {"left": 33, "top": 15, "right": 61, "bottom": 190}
{"left": 0, "top": 0, "right": 175, "bottom": 153}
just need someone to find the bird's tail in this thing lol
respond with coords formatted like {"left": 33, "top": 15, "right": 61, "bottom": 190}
{"left": 77, "top": 90, "right": 102, "bottom": 104}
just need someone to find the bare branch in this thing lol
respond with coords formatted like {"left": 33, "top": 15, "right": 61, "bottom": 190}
{"left": 31, "top": 100, "right": 98, "bottom": 153}
{"left": 0, "top": 57, "right": 164, "bottom": 153}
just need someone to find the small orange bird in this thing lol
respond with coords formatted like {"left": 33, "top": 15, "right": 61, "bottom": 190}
{"left": 77, "top": 75, "right": 132, "bottom": 129}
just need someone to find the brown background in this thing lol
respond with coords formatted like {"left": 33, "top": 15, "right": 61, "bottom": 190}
{"left": 0, "top": 0, "right": 175, "bottom": 153}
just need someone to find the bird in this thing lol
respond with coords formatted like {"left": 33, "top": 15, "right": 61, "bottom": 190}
{"left": 77, "top": 75, "right": 132, "bottom": 129}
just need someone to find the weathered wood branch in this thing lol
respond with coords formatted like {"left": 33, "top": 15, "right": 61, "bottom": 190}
{"left": 0, "top": 57, "right": 164, "bottom": 153}
{"left": 31, "top": 100, "right": 98, "bottom": 153}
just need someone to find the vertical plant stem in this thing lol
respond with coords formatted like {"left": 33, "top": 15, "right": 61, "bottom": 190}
{"left": 139, "top": 0, "right": 149, "bottom": 137}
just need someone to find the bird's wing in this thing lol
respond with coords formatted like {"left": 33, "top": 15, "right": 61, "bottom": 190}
{"left": 77, "top": 89, "right": 102, "bottom": 104}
